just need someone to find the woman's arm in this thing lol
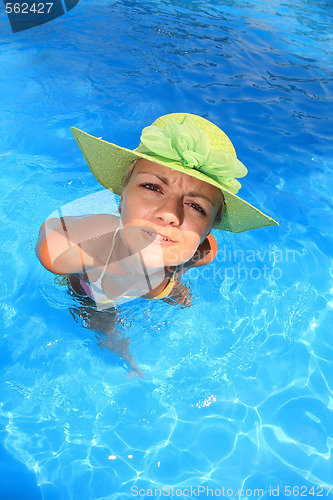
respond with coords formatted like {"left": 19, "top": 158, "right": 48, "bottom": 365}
{"left": 191, "top": 233, "right": 218, "bottom": 268}
{"left": 35, "top": 214, "right": 117, "bottom": 275}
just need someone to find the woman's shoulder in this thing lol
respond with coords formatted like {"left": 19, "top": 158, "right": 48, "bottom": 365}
{"left": 83, "top": 213, "right": 120, "bottom": 231}
{"left": 71, "top": 213, "right": 120, "bottom": 246}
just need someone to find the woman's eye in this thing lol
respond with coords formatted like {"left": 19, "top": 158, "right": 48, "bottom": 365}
{"left": 188, "top": 202, "right": 206, "bottom": 215}
{"left": 141, "top": 183, "right": 161, "bottom": 192}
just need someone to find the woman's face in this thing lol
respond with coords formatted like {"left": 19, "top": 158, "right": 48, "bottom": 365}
{"left": 120, "top": 159, "right": 223, "bottom": 268}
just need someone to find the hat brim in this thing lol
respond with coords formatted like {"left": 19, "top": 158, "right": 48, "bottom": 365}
{"left": 71, "top": 127, "right": 279, "bottom": 233}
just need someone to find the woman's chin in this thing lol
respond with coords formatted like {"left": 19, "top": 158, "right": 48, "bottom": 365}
{"left": 141, "top": 247, "right": 193, "bottom": 270}
{"left": 140, "top": 247, "right": 167, "bottom": 270}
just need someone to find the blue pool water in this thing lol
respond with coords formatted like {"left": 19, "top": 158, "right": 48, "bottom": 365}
{"left": 0, "top": 0, "right": 332, "bottom": 499}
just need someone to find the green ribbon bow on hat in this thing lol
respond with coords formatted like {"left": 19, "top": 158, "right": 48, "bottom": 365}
{"left": 137, "top": 116, "right": 248, "bottom": 194}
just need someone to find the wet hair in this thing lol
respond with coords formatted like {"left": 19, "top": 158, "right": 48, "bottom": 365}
{"left": 122, "top": 159, "right": 225, "bottom": 227}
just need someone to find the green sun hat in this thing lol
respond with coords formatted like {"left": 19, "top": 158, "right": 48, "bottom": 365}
{"left": 71, "top": 113, "right": 278, "bottom": 233}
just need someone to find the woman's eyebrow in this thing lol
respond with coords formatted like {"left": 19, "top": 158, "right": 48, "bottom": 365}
{"left": 138, "top": 171, "right": 169, "bottom": 184}
{"left": 137, "top": 171, "right": 215, "bottom": 206}
{"left": 187, "top": 191, "right": 215, "bottom": 207}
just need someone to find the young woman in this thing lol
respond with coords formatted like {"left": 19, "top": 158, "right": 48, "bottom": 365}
{"left": 36, "top": 113, "right": 278, "bottom": 375}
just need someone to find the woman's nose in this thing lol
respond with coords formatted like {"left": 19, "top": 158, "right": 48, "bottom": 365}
{"left": 154, "top": 195, "right": 183, "bottom": 225}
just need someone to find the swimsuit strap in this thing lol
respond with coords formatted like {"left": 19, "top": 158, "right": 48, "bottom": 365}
{"left": 75, "top": 228, "right": 120, "bottom": 306}
{"left": 150, "top": 266, "right": 179, "bottom": 300}
{"left": 98, "top": 227, "right": 119, "bottom": 282}
{"left": 170, "top": 266, "right": 179, "bottom": 282}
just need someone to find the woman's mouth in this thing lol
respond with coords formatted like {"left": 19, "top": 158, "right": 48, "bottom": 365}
{"left": 142, "top": 230, "right": 176, "bottom": 244}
